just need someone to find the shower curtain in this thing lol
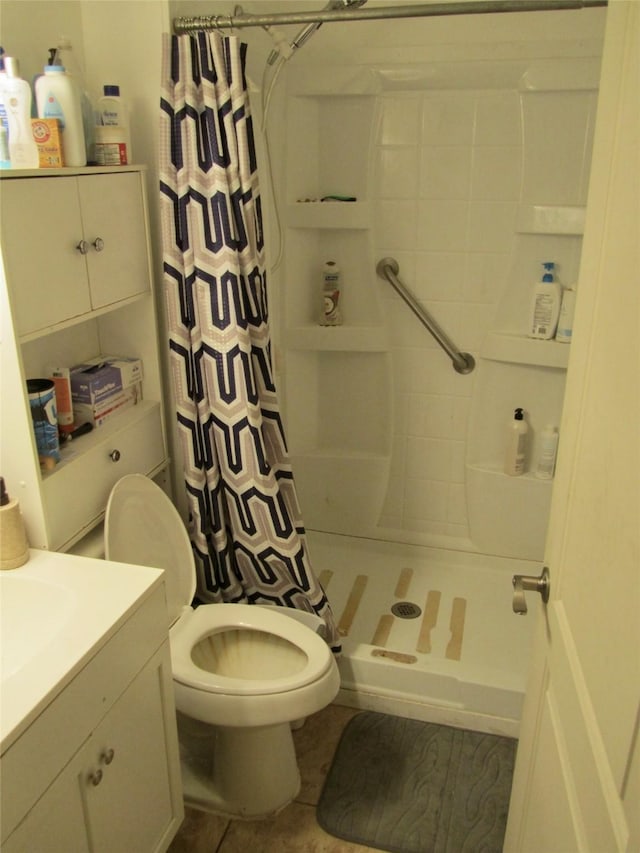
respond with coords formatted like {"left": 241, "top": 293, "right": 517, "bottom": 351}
{"left": 159, "top": 31, "right": 340, "bottom": 651}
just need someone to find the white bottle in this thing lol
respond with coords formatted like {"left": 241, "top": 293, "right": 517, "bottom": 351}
{"left": 95, "top": 84, "right": 130, "bottom": 165}
{"left": 320, "top": 260, "right": 343, "bottom": 326}
{"left": 35, "top": 64, "right": 86, "bottom": 166}
{"left": 528, "top": 262, "right": 561, "bottom": 340}
{"left": 2, "top": 57, "right": 39, "bottom": 168}
{"left": 535, "top": 425, "right": 559, "bottom": 480}
{"left": 504, "top": 407, "right": 529, "bottom": 476}
{"left": 54, "top": 38, "right": 95, "bottom": 163}
{"left": 555, "top": 286, "right": 576, "bottom": 343}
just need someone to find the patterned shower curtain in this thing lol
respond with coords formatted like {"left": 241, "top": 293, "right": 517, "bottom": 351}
{"left": 159, "top": 32, "right": 340, "bottom": 651}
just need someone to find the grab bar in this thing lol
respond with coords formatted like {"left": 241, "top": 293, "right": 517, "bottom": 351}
{"left": 376, "top": 257, "right": 475, "bottom": 375}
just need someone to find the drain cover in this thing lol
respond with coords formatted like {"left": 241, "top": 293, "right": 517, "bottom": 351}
{"left": 391, "top": 601, "right": 422, "bottom": 619}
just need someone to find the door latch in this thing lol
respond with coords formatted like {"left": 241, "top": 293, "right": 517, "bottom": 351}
{"left": 512, "top": 566, "right": 550, "bottom": 615}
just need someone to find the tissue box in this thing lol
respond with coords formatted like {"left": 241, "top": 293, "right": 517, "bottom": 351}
{"left": 70, "top": 356, "right": 143, "bottom": 406}
{"left": 73, "top": 382, "right": 142, "bottom": 428}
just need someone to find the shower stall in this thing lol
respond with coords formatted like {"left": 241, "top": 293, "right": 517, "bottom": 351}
{"left": 175, "top": 0, "right": 607, "bottom": 734}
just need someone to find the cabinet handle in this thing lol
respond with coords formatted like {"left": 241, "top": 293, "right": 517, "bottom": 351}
{"left": 101, "top": 748, "right": 115, "bottom": 765}
{"left": 88, "top": 769, "right": 103, "bottom": 787}
{"left": 92, "top": 237, "right": 105, "bottom": 252}
{"left": 109, "top": 449, "right": 121, "bottom": 463}
{"left": 76, "top": 240, "right": 90, "bottom": 255}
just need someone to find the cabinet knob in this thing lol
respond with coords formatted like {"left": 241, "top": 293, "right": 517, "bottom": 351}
{"left": 109, "top": 449, "right": 121, "bottom": 463}
{"left": 92, "top": 237, "right": 105, "bottom": 252}
{"left": 76, "top": 239, "right": 90, "bottom": 255}
{"left": 88, "top": 769, "right": 103, "bottom": 787}
{"left": 101, "top": 748, "right": 115, "bottom": 765}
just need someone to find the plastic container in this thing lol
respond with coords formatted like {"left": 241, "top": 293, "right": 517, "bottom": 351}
{"left": 555, "top": 286, "right": 576, "bottom": 343}
{"left": 0, "top": 477, "right": 29, "bottom": 570}
{"left": 535, "top": 425, "right": 559, "bottom": 480}
{"left": 504, "top": 407, "right": 528, "bottom": 476}
{"left": 528, "top": 262, "right": 561, "bottom": 340}
{"left": 52, "top": 39, "right": 95, "bottom": 163}
{"left": 95, "top": 84, "right": 130, "bottom": 164}
{"left": 320, "top": 260, "right": 342, "bottom": 326}
{"left": 2, "top": 57, "right": 39, "bottom": 168}
{"left": 35, "top": 64, "right": 86, "bottom": 166}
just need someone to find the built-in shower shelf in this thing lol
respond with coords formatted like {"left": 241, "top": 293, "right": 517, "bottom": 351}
{"left": 286, "top": 325, "right": 389, "bottom": 351}
{"left": 481, "top": 331, "right": 570, "bottom": 369}
{"left": 466, "top": 461, "right": 554, "bottom": 484}
{"left": 516, "top": 204, "right": 586, "bottom": 235}
{"left": 286, "top": 202, "right": 371, "bottom": 230}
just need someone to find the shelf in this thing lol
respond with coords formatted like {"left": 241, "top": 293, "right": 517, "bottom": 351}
{"left": 516, "top": 204, "right": 586, "bottom": 235}
{"left": 466, "top": 461, "right": 554, "bottom": 484}
{"left": 286, "top": 202, "right": 371, "bottom": 230}
{"left": 286, "top": 325, "right": 389, "bottom": 352}
{"left": 481, "top": 331, "right": 570, "bottom": 369}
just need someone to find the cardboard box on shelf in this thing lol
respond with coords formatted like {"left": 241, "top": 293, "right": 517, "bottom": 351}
{"left": 70, "top": 356, "right": 143, "bottom": 407}
{"left": 73, "top": 382, "right": 142, "bottom": 428}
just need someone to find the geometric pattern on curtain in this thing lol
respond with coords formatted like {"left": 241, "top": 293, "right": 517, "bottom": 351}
{"left": 159, "top": 32, "right": 340, "bottom": 651}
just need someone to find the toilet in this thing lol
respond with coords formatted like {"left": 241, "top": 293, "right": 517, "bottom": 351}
{"left": 105, "top": 474, "right": 340, "bottom": 818}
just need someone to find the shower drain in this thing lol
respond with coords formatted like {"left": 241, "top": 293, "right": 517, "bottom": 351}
{"left": 391, "top": 601, "right": 422, "bottom": 619}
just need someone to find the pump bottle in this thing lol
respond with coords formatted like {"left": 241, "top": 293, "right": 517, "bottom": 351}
{"left": 2, "top": 57, "right": 38, "bottom": 168}
{"left": 504, "top": 407, "right": 528, "bottom": 476}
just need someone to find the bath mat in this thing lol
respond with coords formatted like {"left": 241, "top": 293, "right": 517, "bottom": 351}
{"left": 317, "top": 711, "right": 516, "bottom": 853}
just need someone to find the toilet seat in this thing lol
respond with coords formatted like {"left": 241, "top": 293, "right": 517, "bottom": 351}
{"left": 170, "top": 603, "right": 335, "bottom": 696}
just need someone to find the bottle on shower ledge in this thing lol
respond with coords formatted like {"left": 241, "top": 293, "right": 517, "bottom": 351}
{"left": 319, "top": 260, "right": 343, "bottom": 326}
{"left": 504, "top": 407, "right": 529, "bottom": 476}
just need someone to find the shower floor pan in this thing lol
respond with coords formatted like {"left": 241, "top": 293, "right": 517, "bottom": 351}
{"left": 308, "top": 531, "right": 536, "bottom": 738}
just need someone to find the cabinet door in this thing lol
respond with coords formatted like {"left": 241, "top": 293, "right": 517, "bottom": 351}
{"left": 0, "top": 177, "right": 92, "bottom": 336}
{"left": 79, "top": 172, "right": 151, "bottom": 310}
{"left": 82, "top": 645, "right": 180, "bottom": 853}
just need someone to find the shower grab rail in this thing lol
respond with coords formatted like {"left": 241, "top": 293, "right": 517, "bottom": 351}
{"left": 376, "top": 257, "right": 475, "bottom": 375}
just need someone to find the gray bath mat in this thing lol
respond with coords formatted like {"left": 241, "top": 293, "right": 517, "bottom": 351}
{"left": 317, "top": 711, "right": 516, "bottom": 853}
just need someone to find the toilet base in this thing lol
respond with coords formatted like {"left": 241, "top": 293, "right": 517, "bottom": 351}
{"left": 177, "top": 713, "right": 301, "bottom": 819}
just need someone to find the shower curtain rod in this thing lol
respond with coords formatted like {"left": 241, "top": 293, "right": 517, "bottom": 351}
{"left": 173, "top": 0, "right": 606, "bottom": 34}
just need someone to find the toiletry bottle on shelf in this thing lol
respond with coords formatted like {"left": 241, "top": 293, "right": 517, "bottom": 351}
{"left": 2, "top": 57, "right": 39, "bottom": 168}
{"left": 35, "top": 63, "right": 86, "bottom": 166}
{"left": 555, "top": 285, "right": 576, "bottom": 342}
{"left": 504, "top": 407, "right": 528, "bottom": 476}
{"left": 528, "top": 262, "right": 561, "bottom": 340}
{"left": 320, "top": 260, "right": 343, "bottom": 326}
{"left": 54, "top": 37, "right": 95, "bottom": 163}
{"left": 0, "top": 477, "right": 29, "bottom": 570}
{"left": 95, "top": 84, "right": 130, "bottom": 165}
{"left": 535, "top": 425, "right": 559, "bottom": 480}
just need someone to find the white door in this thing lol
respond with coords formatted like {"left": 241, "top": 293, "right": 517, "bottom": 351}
{"left": 504, "top": 3, "right": 639, "bottom": 851}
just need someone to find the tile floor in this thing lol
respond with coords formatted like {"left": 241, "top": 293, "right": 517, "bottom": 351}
{"left": 167, "top": 703, "right": 386, "bottom": 853}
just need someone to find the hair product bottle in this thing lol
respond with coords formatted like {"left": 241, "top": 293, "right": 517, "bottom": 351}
{"left": 555, "top": 286, "right": 576, "bottom": 342}
{"left": 320, "top": 260, "right": 342, "bottom": 326}
{"left": 504, "top": 407, "right": 529, "bottom": 476}
{"left": 528, "top": 262, "right": 561, "bottom": 340}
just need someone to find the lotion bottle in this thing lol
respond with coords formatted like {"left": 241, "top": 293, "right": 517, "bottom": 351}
{"left": 529, "top": 262, "right": 561, "bottom": 340}
{"left": 504, "top": 407, "right": 528, "bottom": 476}
{"left": 35, "top": 64, "right": 87, "bottom": 166}
{"left": 555, "top": 286, "right": 576, "bottom": 342}
{"left": 2, "top": 57, "right": 39, "bottom": 168}
{"left": 535, "top": 425, "right": 559, "bottom": 479}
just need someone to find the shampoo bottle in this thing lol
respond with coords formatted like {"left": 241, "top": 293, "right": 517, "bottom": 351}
{"left": 535, "top": 425, "right": 559, "bottom": 480}
{"left": 2, "top": 57, "right": 38, "bottom": 168}
{"left": 529, "top": 262, "right": 561, "bottom": 340}
{"left": 504, "top": 407, "right": 528, "bottom": 476}
{"left": 320, "top": 260, "right": 343, "bottom": 326}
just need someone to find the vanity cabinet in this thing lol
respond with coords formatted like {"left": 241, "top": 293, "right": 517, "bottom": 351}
{"left": 0, "top": 166, "right": 169, "bottom": 552}
{"left": 1, "top": 579, "right": 183, "bottom": 853}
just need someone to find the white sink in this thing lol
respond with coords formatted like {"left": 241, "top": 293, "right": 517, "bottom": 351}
{"left": 0, "top": 574, "right": 78, "bottom": 680}
{"left": 0, "top": 550, "right": 163, "bottom": 752}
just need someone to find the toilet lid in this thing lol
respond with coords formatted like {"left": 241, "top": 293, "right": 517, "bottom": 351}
{"left": 105, "top": 474, "right": 196, "bottom": 625}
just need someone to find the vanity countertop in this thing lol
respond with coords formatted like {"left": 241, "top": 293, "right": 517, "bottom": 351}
{"left": 0, "top": 550, "right": 163, "bottom": 752}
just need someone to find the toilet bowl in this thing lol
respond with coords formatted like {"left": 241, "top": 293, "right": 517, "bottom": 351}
{"left": 105, "top": 474, "right": 339, "bottom": 818}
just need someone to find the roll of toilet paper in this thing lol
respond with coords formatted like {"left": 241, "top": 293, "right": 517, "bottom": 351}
{"left": 0, "top": 499, "right": 30, "bottom": 569}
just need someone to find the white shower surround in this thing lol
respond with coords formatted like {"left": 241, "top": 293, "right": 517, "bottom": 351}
{"left": 281, "top": 34, "right": 602, "bottom": 563}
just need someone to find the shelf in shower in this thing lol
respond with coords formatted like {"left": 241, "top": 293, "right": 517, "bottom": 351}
{"left": 481, "top": 331, "right": 570, "bottom": 369}
{"left": 516, "top": 204, "right": 586, "bottom": 235}
{"left": 286, "top": 201, "right": 371, "bottom": 230}
{"left": 286, "top": 324, "right": 389, "bottom": 352}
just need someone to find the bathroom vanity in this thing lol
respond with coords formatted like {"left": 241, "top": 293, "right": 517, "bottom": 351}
{"left": 0, "top": 551, "right": 183, "bottom": 852}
